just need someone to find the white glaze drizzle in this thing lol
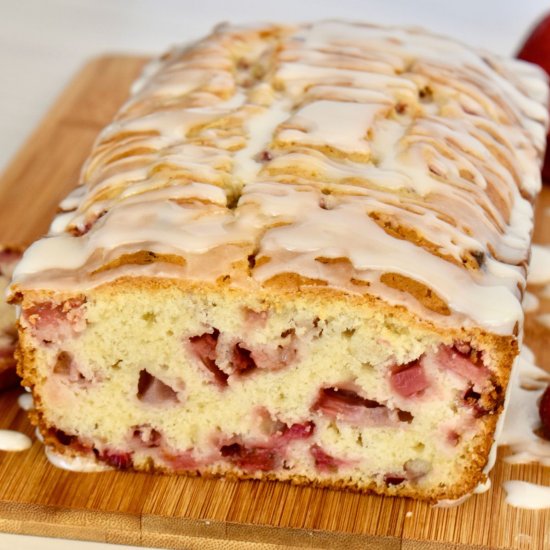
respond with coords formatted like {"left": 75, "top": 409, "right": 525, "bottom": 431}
{"left": 8, "top": 22, "right": 550, "bottom": 337}
{"left": 433, "top": 494, "right": 471, "bottom": 508}
{"left": 0, "top": 430, "right": 32, "bottom": 452}
{"left": 44, "top": 446, "right": 111, "bottom": 472}
{"left": 499, "top": 347, "right": 550, "bottom": 466}
{"left": 522, "top": 291, "right": 540, "bottom": 314}
{"left": 503, "top": 481, "right": 550, "bottom": 510}
{"left": 498, "top": 346, "right": 550, "bottom": 510}
{"left": 17, "top": 393, "right": 34, "bottom": 411}
{"left": 528, "top": 244, "right": 550, "bottom": 285}
{"left": 0, "top": 386, "right": 34, "bottom": 453}
{"left": 232, "top": 99, "right": 292, "bottom": 182}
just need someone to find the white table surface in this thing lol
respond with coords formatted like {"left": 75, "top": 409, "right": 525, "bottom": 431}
{"left": 0, "top": 0, "right": 548, "bottom": 548}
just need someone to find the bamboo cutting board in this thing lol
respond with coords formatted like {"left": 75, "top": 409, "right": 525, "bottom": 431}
{"left": 0, "top": 55, "right": 548, "bottom": 550}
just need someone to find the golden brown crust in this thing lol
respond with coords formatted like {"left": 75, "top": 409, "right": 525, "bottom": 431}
{"left": 92, "top": 251, "right": 186, "bottom": 275}
{"left": 380, "top": 272, "right": 451, "bottom": 316}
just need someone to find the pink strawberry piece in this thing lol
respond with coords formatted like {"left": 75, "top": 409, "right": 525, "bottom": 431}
{"left": 23, "top": 298, "right": 86, "bottom": 342}
{"left": 282, "top": 421, "right": 315, "bottom": 441}
{"left": 220, "top": 443, "right": 280, "bottom": 472}
{"left": 517, "top": 12, "right": 550, "bottom": 182}
{"left": 310, "top": 444, "right": 341, "bottom": 473}
{"left": 313, "top": 387, "right": 393, "bottom": 426}
{"left": 137, "top": 370, "right": 179, "bottom": 405}
{"left": 100, "top": 450, "right": 133, "bottom": 469}
{"left": 390, "top": 360, "right": 429, "bottom": 398}
{"left": 254, "top": 407, "right": 314, "bottom": 444}
{"left": 188, "top": 330, "right": 228, "bottom": 386}
{"left": 434, "top": 345, "right": 488, "bottom": 385}
{"left": 539, "top": 385, "right": 550, "bottom": 439}
{"left": 447, "top": 430, "right": 461, "bottom": 447}
{"left": 162, "top": 450, "right": 200, "bottom": 470}
{"left": 231, "top": 344, "right": 257, "bottom": 375}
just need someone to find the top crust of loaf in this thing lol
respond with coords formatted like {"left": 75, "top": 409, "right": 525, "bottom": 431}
{"left": 9, "top": 20, "right": 550, "bottom": 338}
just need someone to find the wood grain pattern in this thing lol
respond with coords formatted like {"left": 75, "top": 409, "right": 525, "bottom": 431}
{"left": 0, "top": 56, "right": 548, "bottom": 550}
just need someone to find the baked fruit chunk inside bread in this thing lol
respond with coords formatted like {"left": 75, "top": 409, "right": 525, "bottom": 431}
{"left": 18, "top": 282, "right": 511, "bottom": 500}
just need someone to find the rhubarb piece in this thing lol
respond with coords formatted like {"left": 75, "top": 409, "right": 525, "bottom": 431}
{"left": 100, "top": 450, "right": 133, "bottom": 469}
{"left": 136, "top": 370, "right": 180, "bottom": 405}
{"left": 23, "top": 298, "right": 86, "bottom": 343}
{"left": 390, "top": 361, "right": 429, "bottom": 398}
{"left": 188, "top": 330, "right": 228, "bottom": 386}
{"left": 220, "top": 443, "right": 280, "bottom": 472}
{"left": 310, "top": 444, "right": 343, "bottom": 473}
{"left": 230, "top": 344, "right": 257, "bottom": 375}
{"left": 313, "top": 387, "right": 396, "bottom": 426}
{"left": 281, "top": 421, "right": 315, "bottom": 441}
{"left": 432, "top": 346, "right": 488, "bottom": 387}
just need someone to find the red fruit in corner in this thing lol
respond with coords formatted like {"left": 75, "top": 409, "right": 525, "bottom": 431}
{"left": 517, "top": 12, "right": 550, "bottom": 182}
{"left": 518, "top": 13, "right": 550, "bottom": 74}
{"left": 540, "top": 385, "right": 550, "bottom": 439}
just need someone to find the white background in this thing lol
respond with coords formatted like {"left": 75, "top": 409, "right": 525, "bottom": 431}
{"left": 0, "top": 0, "right": 548, "bottom": 548}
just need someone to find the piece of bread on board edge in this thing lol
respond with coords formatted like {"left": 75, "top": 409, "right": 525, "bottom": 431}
{"left": 0, "top": 246, "right": 22, "bottom": 390}
{"left": 9, "top": 21, "right": 549, "bottom": 502}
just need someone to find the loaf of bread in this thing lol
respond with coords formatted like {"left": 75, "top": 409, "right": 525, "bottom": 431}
{"left": 9, "top": 21, "right": 549, "bottom": 501}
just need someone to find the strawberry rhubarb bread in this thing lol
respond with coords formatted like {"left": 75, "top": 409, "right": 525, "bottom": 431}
{"left": 9, "top": 21, "right": 549, "bottom": 501}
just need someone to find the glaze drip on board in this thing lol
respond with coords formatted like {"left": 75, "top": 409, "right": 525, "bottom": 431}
{"left": 17, "top": 393, "right": 34, "bottom": 412}
{"left": 0, "top": 430, "right": 31, "bottom": 452}
{"left": 503, "top": 481, "right": 550, "bottom": 510}
{"left": 499, "top": 346, "right": 550, "bottom": 467}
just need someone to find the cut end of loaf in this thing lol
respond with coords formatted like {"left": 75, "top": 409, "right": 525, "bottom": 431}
{"left": 18, "top": 278, "right": 511, "bottom": 501}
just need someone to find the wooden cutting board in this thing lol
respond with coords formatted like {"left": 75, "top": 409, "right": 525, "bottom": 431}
{"left": 0, "top": 55, "right": 548, "bottom": 550}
